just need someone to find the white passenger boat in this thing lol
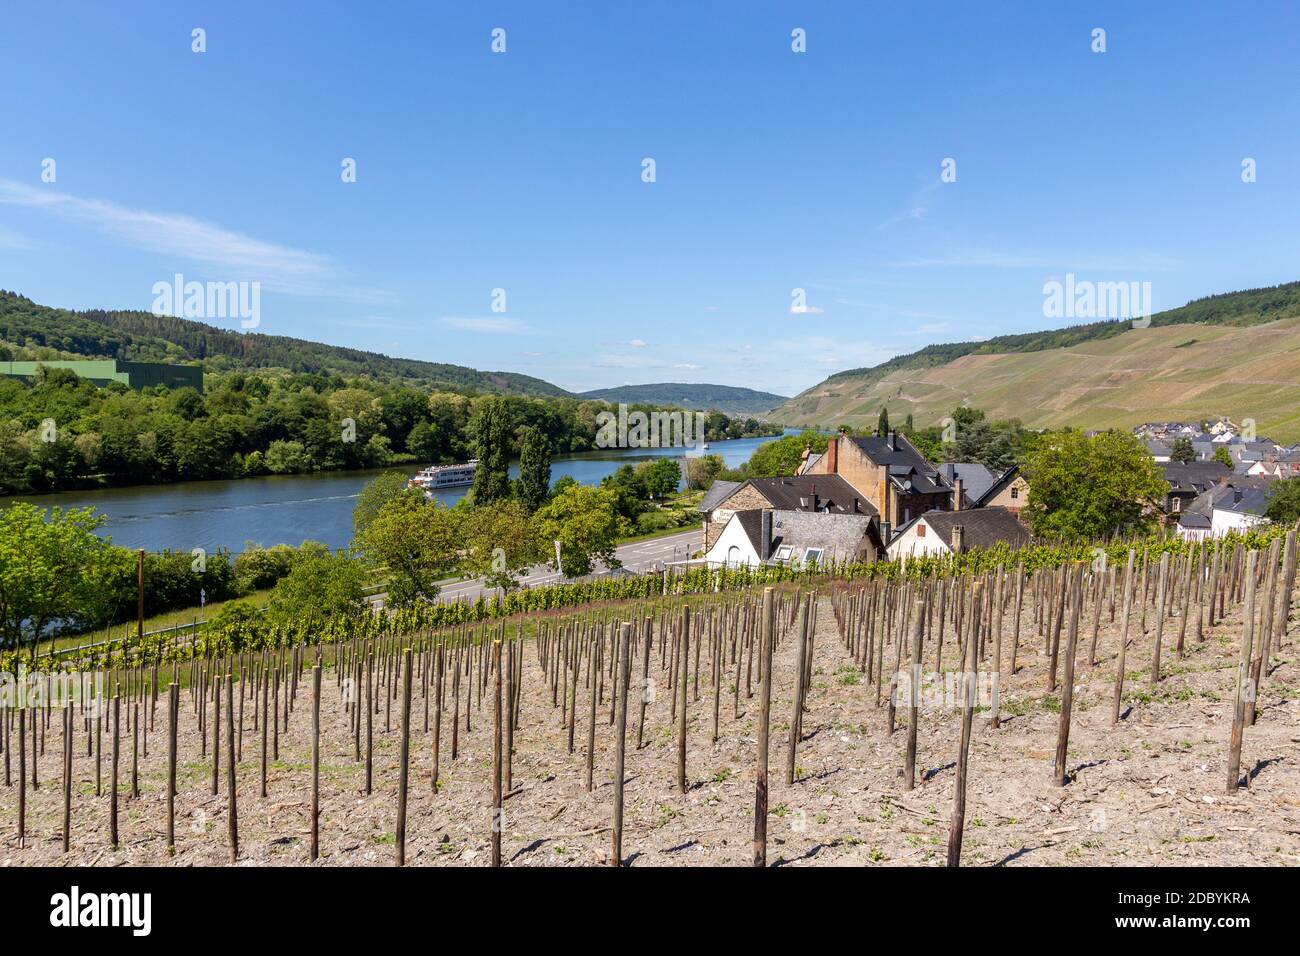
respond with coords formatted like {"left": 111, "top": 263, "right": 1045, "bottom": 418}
{"left": 408, "top": 459, "right": 478, "bottom": 490}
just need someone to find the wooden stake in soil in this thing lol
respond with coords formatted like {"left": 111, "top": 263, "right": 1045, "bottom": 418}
{"left": 1112, "top": 550, "right": 1136, "bottom": 725}
{"left": 311, "top": 665, "right": 321, "bottom": 861}
{"left": 397, "top": 647, "right": 413, "bottom": 866}
{"left": 491, "top": 641, "right": 503, "bottom": 868}
{"left": 17, "top": 707, "right": 26, "bottom": 848}
{"left": 612, "top": 622, "right": 633, "bottom": 867}
{"left": 753, "top": 587, "right": 775, "bottom": 868}
{"left": 226, "top": 674, "right": 238, "bottom": 863}
{"left": 1054, "top": 565, "right": 1083, "bottom": 787}
{"left": 167, "top": 684, "right": 178, "bottom": 851}
{"left": 677, "top": 609, "right": 690, "bottom": 793}
{"left": 1227, "top": 550, "right": 1258, "bottom": 792}
{"left": 946, "top": 584, "right": 980, "bottom": 868}
{"left": 62, "top": 704, "right": 72, "bottom": 853}
{"left": 110, "top": 695, "right": 120, "bottom": 849}
{"left": 904, "top": 595, "right": 925, "bottom": 790}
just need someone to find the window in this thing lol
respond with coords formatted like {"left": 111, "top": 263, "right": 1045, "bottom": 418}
{"left": 1173, "top": 497, "right": 1181, "bottom": 512}
{"left": 917, "top": 524, "right": 927, "bottom": 538}
{"left": 726, "top": 546, "right": 742, "bottom": 569}
{"left": 803, "top": 548, "right": 824, "bottom": 567}
{"left": 774, "top": 545, "right": 794, "bottom": 563}
{"left": 1010, "top": 486, "right": 1019, "bottom": 500}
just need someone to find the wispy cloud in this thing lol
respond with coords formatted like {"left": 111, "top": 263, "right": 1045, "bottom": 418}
{"left": 629, "top": 338, "right": 648, "bottom": 347}
{"left": 0, "top": 224, "right": 37, "bottom": 250}
{"left": 0, "top": 178, "right": 337, "bottom": 295}
{"left": 440, "top": 315, "right": 535, "bottom": 334}
{"left": 878, "top": 179, "right": 942, "bottom": 230}
{"left": 889, "top": 249, "right": 1181, "bottom": 271}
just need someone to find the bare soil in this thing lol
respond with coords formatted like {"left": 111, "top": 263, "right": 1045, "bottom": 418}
{"left": 1, "top": 585, "right": 1297, "bottom": 868}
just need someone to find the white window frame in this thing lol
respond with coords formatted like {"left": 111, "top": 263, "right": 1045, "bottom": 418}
{"left": 803, "top": 548, "right": 824, "bottom": 567}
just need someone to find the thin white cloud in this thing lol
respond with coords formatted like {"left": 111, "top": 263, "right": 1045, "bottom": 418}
{"left": 440, "top": 315, "right": 535, "bottom": 334}
{"left": 0, "top": 178, "right": 335, "bottom": 295}
{"left": 790, "top": 305, "right": 824, "bottom": 314}
{"left": 889, "top": 250, "right": 1180, "bottom": 271}
{"left": 629, "top": 338, "right": 648, "bottom": 347}
{"left": 673, "top": 363, "right": 702, "bottom": 370}
{"left": 0, "top": 224, "right": 37, "bottom": 250}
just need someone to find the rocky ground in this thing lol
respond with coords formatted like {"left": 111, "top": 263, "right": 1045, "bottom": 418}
{"left": 1, "top": 583, "right": 1297, "bottom": 868}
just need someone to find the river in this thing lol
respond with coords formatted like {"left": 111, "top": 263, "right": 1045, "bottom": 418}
{"left": 12, "top": 431, "right": 795, "bottom": 554}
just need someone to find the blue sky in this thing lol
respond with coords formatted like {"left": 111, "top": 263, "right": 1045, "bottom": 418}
{"left": 2, "top": 1, "right": 1298, "bottom": 396}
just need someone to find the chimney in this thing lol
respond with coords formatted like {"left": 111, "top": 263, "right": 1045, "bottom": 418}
{"left": 826, "top": 433, "right": 839, "bottom": 473}
{"left": 811, "top": 483, "right": 819, "bottom": 512}
{"left": 760, "top": 509, "right": 773, "bottom": 561}
{"left": 953, "top": 477, "right": 963, "bottom": 511}
{"left": 950, "top": 524, "right": 965, "bottom": 554}
{"left": 888, "top": 430, "right": 896, "bottom": 451}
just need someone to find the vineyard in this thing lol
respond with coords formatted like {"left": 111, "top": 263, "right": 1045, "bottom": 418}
{"left": 1, "top": 526, "right": 1297, "bottom": 867}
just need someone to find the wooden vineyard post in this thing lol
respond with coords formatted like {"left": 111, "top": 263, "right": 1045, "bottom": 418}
{"left": 677, "top": 609, "right": 690, "bottom": 793}
{"left": 611, "top": 622, "right": 633, "bottom": 867}
{"left": 1151, "top": 552, "right": 1170, "bottom": 687}
{"left": 491, "top": 641, "right": 503, "bottom": 868}
{"left": 18, "top": 707, "right": 26, "bottom": 848}
{"left": 110, "top": 695, "right": 120, "bottom": 849}
{"left": 1227, "top": 550, "right": 1258, "bottom": 792}
{"left": 1054, "top": 565, "right": 1083, "bottom": 787}
{"left": 637, "top": 618, "right": 652, "bottom": 749}
{"left": 753, "top": 587, "right": 775, "bottom": 867}
{"left": 946, "top": 583, "right": 979, "bottom": 868}
{"left": 311, "top": 664, "right": 321, "bottom": 862}
{"left": 62, "top": 704, "right": 72, "bottom": 853}
{"left": 585, "top": 633, "right": 598, "bottom": 792}
{"left": 505, "top": 638, "right": 515, "bottom": 795}
{"left": 398, "top": 647, "right": 413, "bottom": 866}
{"left": 432, "top": 644, "right": 443, "bottom": 794}
{"left": 260, "top": 671, "right": 269, "bottom": 799}
{"left": 167, "top": 684, "right": 178, "bottom": 852}
{"left": 1112, "top": 550, "right": 1136, "bottom": 724}
{"left": 786, "top": 596, "right": 809, "bottom": 786}
{"left": 904, "top": 595, "right": 925, "bottom": 788}
{"left": 226, "top": 674, "right": 238, "bottom": 863}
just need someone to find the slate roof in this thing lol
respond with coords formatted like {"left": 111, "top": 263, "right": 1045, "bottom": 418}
{"left": 896, "top": 507, "right": 1032, "bottom": 552}
{"left": 1161, "top": 461, "right": 1231, "bottom": 495}
{"left": 973, "top": 465, "right": 1022, "bottom": 507}
{"left": 849, "top": 433, "right": 952, "bottom": 496}
{"left": 697, "top": 479, "right": 742, "bottom": 513}
{"left": 723, "top": 474, "right": 877, "bottom": 515}
{"left": 729, "top": 508, "right": 882, "bottom": 562}
{"left": 937, "top": 462, "right": 997, "bottom": 505}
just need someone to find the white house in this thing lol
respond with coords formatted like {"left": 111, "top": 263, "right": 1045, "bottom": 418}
{"left": 704, "top": 508, "right": 882, "bottom": 569}
{"left": 886, "top": 507, "right": 1031, "bottom": 563}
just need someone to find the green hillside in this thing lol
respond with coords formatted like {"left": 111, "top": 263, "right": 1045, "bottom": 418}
{"left": 0, "top": 290, "right": 568, "bottom": 397}
{"left": 775, "top": 281, "right": 1300, "bottom": 441}
{"left": 579, "top": 382, "right": 786, "bottom": 416}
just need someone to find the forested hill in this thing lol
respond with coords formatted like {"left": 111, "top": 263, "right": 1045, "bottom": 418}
{"left": 579, "top": 383, "right": 786, "bottom": 416}
{"left": 0, "top": 291, "right": 569, "bottom": 397}
{"left": 819, "top": 280, "right": 1300, "bottom": 386}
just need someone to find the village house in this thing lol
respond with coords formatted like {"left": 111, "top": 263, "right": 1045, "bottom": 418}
{"left": 1159, "top": 461, "right": 1233, "bottom": 516}
{"left": 973, "top": 464, "right": 1029, "bottom": 516}
{"left": 1175, "top": 482, "right": 1271, "bottom": 540}
{"left": 886, "top": 507, "right": 1031, "bottom": 562}
{"left": 698, "top": 473, "right": 876, "bottom": 553}
{"left": 704, "top": 508, "right": 884, "bottom": 569}
{"left": 799, "top": 430, "right": 955, "bottom": 538}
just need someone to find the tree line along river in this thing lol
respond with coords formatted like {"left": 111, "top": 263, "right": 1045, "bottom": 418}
{"left": 9, "top": 431, "right": 792, "bottom": 555}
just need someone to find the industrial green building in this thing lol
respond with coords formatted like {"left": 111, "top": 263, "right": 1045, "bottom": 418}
{"left": 0, "top": 359, "right": 203, "bottom": 392}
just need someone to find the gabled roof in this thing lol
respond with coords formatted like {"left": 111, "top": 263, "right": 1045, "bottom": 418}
{"left": 717, "top": 474, "right": 877, "bottom": 515}
{"left": 849, "top": 433, "right": 951, "bottom": 496}
{"left": 937, "top": 462, "right": 997, "bottom": 505}
{"left": 697, "top": 479, "right": 742, "bottom": 513}
{"left": 973, "top": 464, "right": 1023, "bottom": 508}
{"left": 903, "top": 507, "right": 1032, "bottom": 552}
{"left": 1161, "top": 461, "right": 1231, "bottom": 495}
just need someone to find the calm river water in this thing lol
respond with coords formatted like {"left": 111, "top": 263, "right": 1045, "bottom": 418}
{"left": 13, "top": 432, "right": 792, "bottom": 554}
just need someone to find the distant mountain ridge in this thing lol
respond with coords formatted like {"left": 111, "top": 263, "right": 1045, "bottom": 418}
{"left": 773, "top": 280, "right": 1300, "bottom": 442}
{"left": 579, "top": 382, "right": 786, "bottom": 416}
{"left": 0, "top": 290, "right": 568, "bottom": 397}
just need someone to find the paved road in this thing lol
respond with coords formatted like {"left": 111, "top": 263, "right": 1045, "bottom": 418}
{"left": 371, "top": 528, "right": 702, "bottom": 607}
